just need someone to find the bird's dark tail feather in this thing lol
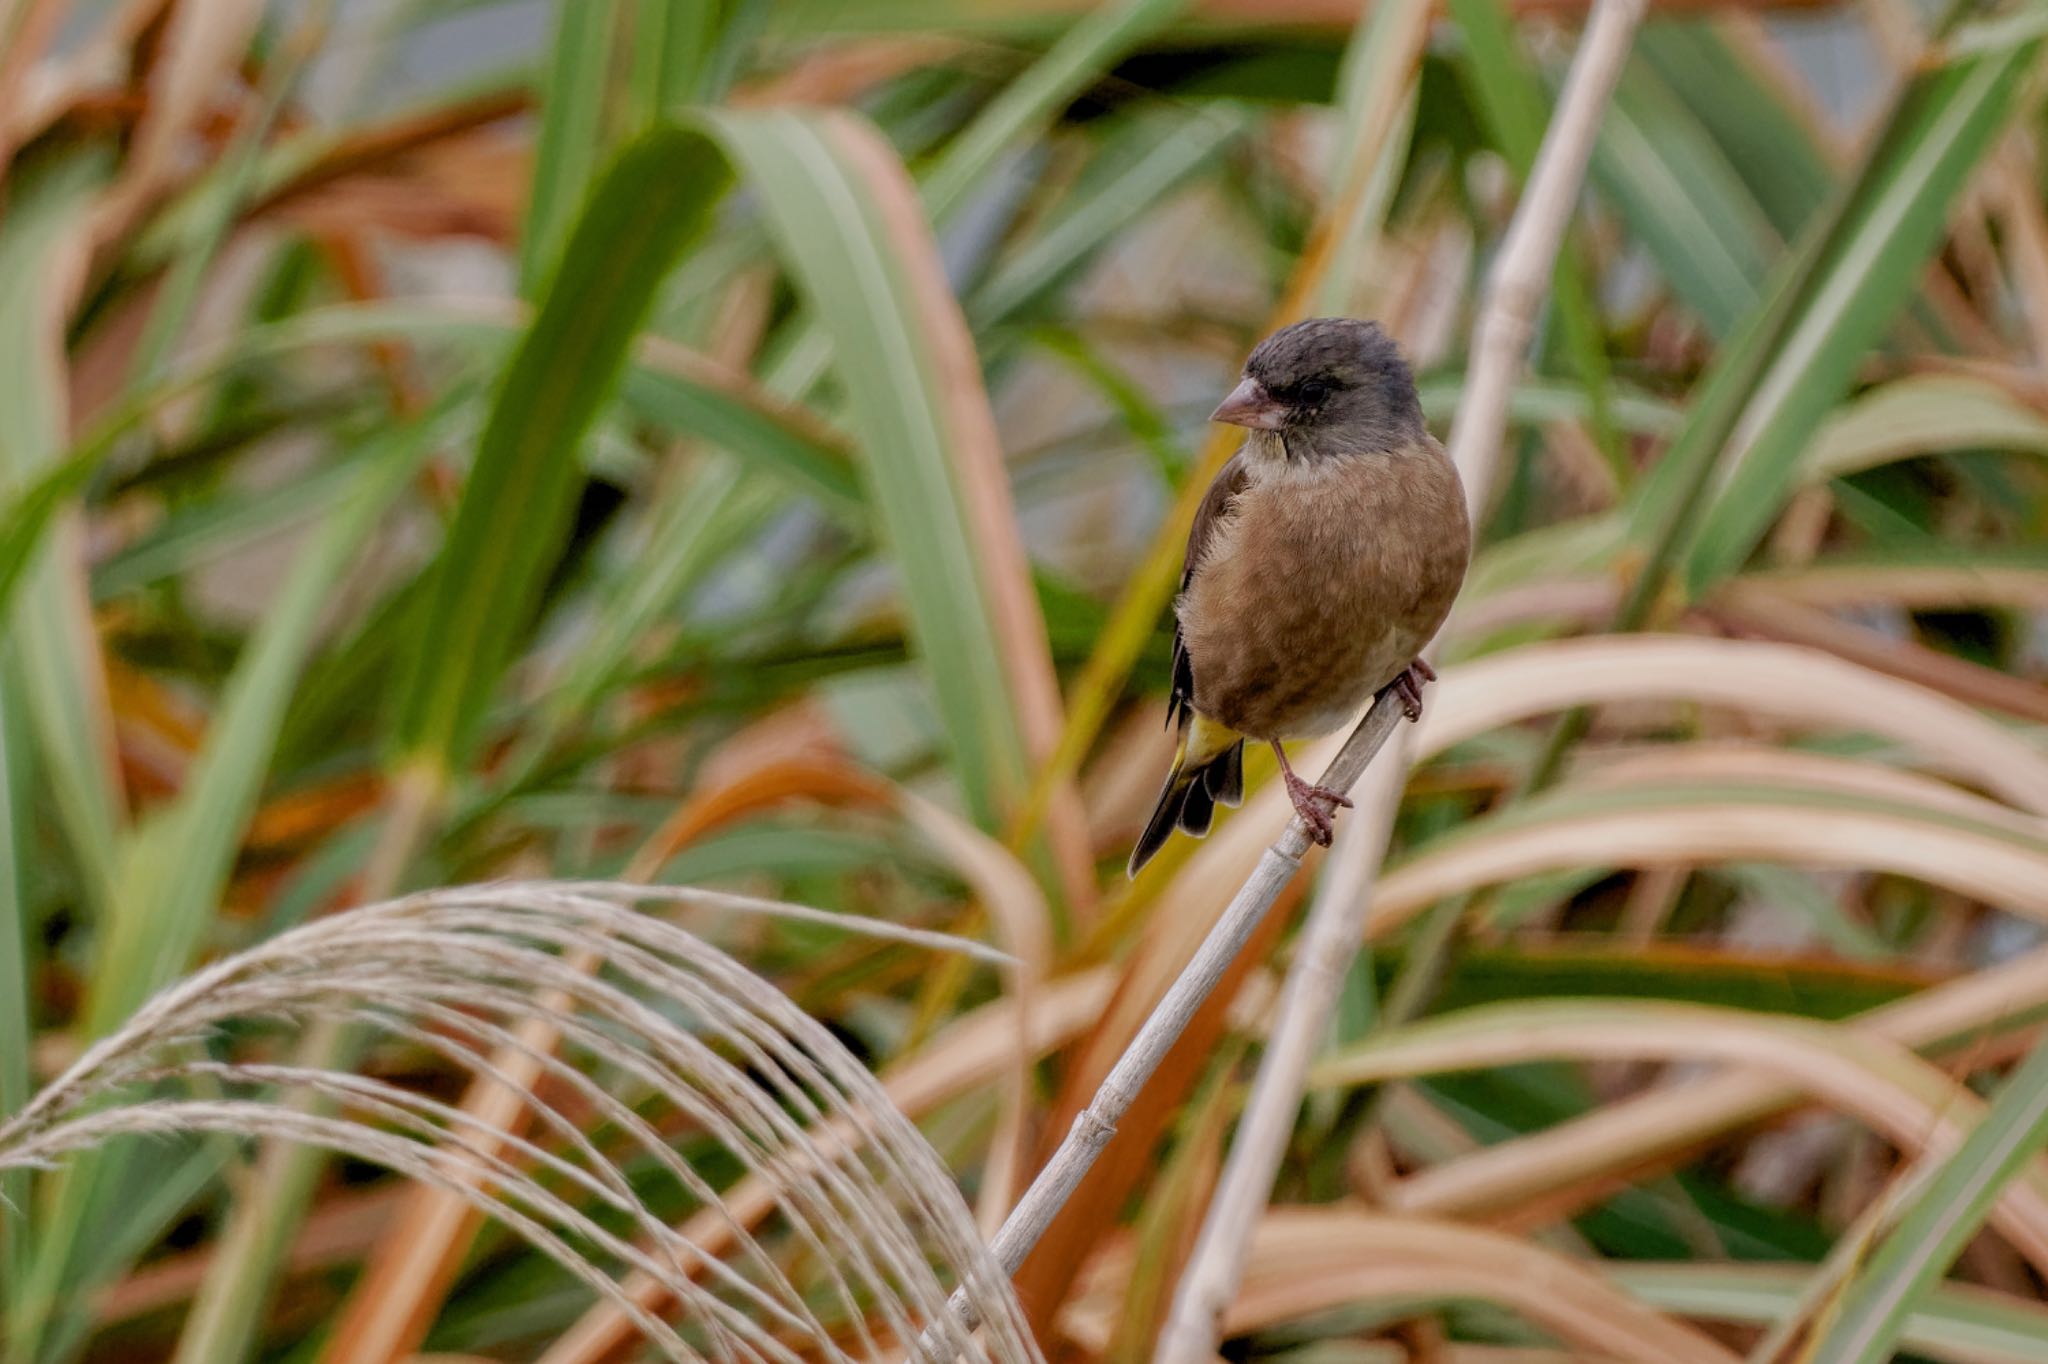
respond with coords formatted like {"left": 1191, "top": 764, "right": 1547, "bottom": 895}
{"left": 1127, "top": 736, "right": 1244, "bottom": 877}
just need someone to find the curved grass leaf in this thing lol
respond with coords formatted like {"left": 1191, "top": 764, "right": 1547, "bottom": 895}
{"left": 1671, "top": 31, "right": 2043, "bottom": 594}
{"left": 1636, "top": 20, "right": 1833, "bottom": 238}
{"left": 1616, "top": 1261, "right": 2048, "bottom": 1364}
{"left": 699, "top": 107, "right": 1040, "bottom": 828}
{"left": 921, "top": 0, "right": 1187, "bottom": 225}
{"left": 1595, "top": 55, "right": 1775, "bottom": 338}
{"left": 390, "top": 127, "right": 735, "bottom": 778}
{"left": 968, "top": 105, "right": 1247, "bottom": 329}
{"left": 1804, "top": 1034, "right": 2048, "bottom": 1364}
{"left": 1802, "top": 371, "right": 2048, "bottom": 483}
{"left": 0, "top": 152, "right": 124, "bottom": 925}
{"left": 520, "top": 0, "right": 628, "bottom": 293}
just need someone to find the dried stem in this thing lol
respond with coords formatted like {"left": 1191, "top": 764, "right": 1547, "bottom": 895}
{"left": 917, "top": 689, "right": 1409, "bottom": 1355}
{"left": 1155, "top": 3, "right": 1649, "bottom": 1360}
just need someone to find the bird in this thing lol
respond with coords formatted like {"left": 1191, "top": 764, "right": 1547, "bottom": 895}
{"left": 1128, "top": 317, "right": 1469, "bottom": 877}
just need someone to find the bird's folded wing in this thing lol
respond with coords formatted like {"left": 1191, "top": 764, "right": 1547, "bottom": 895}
{"left": 1167, "top": 451, "right": 1249, "bottom": 732}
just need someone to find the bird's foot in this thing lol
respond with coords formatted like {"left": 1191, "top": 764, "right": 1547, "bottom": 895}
{"left": 1281, "top": 768, "right": 1353, "bottom": 847}
{"left": 1390, "top": 658, "right": 1435, "bottom": 723}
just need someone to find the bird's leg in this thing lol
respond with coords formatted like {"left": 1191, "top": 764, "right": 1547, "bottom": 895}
{"left": 1389, "top": 657, "right": 1435, "bottom": 723}
{"left": 1269, "top": 739, "right": 1352, "bottom": 847}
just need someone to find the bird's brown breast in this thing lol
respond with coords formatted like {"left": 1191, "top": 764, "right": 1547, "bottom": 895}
{"left": 1177, "top": 438, "right": 1468, "bottom": 740}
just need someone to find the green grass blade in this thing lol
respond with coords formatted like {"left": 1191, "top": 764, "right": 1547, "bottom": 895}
{"left": 0, "top": 152, "right": 124, "bottom": 921}
{"left": 701, "top": 107, "right": 1038, "bottom": 827}
{"left": 69, "top": 296, "right": 860, "bottom": 515}
{"left": 391, "top": 127, "right": 734, "bottom": 778}
{"left": 1617, "top": 1262, "right": 2048, "bottom": 1364}
{"left": 614, "top": 357, "right": 861, "bottom": 512}
{"left": 968, "top": 105, "right": 1247, "bottom": 328}
{"left": 0, "top": 446, "right": 100, "bottom": 620}
{"left": 0, "top": 675, "right": 31, "bottom": 1307}
{"left": 921, "top": 0, "right": 1187, "bottom": 224}
{"left": 1594, "top": 55, "right": 1776, "bottom": 337}
{"left": 91, "top": 455, "right": 366, "bottom": 599}
{"left": 1680, "top": 34, "right": 2041, "bottom": 592}
{"left": 1805, "top": 1034, "right": 2048, "bottom": 1364}
{"left": 1637, "top": 20, "right": 1833, "bottom": 238}
{"left": 629, "top": 0, "right": 727, "bottom": 125}
{"left": 1618, "top": 27, "right": 2039, "bottom": 629}
{"left": 89, "top": 413, "right": 444, "bottom": 1031}
{"left": 536, "top": 459, "right": 785, "bottom": 740}
{"left": 8, "top": 413, "right": 436, "bottom": 1364}
{"left": 520, "top": 0, "right": 628, "bottom": 293}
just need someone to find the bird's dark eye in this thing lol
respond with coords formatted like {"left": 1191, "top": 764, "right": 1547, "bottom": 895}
{"left": 1297, "top": 378, "right": 1332, "bottom": 405}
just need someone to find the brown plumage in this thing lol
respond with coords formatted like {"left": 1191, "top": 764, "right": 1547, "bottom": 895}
{"left": 1129, "top": 318, "right": 1469, "bottom": 876}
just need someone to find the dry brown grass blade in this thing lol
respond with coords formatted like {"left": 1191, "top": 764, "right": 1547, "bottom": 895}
{"left": 0, "top": 0, "right": 65, "bottom": 174}
{"left": 1310, "top": 1001, "right": 2048, "bottom": 1272}
{"left": 1730, "top": 562, "right": 2048, "bottom": 614}
{"left": 0, "top": 0, "right": 159, "bottom": 169}
{"left": 1385, "top": 937, "right": 2048, "bottom": 1225}
{"left": 90, "top": 0, "right": 264, "bottom": 248}
{"left": 1066, "top": 1208, "right": 1739, "bottom": 1364}
{"left": 1370, "top": 794, "right": 2048, "bottom": 938}
{"left": 1703, "top": 583, "right": 2048, "bottom": 724}
{"left": 1573, "top": 743, "right": 2048, "bottom": 836}
{"left": 537, "top": 970, "right": 1116, "bottom": 1364}
{"left": 247, "top": 87, "right": 530, "bottom": 223}
{"left": 1417, "top": 634, "right": 2048, "bottom": 814}
{"left": 819, "top": 109, "right": 1096, "bottom": 918}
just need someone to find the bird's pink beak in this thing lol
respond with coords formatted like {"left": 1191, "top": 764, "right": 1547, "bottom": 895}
{"left": 1210, "top": 376, "right": 1287, "bottom": 430}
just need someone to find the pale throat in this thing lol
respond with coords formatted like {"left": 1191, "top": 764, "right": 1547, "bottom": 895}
{"left": 1240, "top": 426, "right": 1378, "bottom": 483}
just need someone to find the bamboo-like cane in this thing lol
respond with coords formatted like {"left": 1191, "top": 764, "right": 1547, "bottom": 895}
{"left": 913, "top": 688, "right": 1410, "bottom": 1357}
{"left": 1152, "top": 4, "right": 1650, "bottom": 1361}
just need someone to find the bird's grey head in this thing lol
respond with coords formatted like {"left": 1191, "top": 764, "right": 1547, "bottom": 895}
{"left": 1211, "top": 317, "right": 1424, "bottom": 457}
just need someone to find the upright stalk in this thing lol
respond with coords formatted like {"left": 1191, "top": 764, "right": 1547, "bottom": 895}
{"left": 917, "top": 692, "right": 1409, "bottom": 1357}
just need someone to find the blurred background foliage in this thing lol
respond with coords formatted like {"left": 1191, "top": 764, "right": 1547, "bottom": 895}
{"left": 3, "top": 0, "right": 2048, "bottom": 1360}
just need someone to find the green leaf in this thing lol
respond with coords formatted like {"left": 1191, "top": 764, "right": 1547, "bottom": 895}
{"left": 91, "top": 452, "right": 366, "bottom": 600}
{"left": 920, "top": 0, "right": 1189, "bottom": 224}
{"left": 0, "top": 676, "right": 31, "bottom": 1307}
{"left": 0, "top": 152, "right": 124, "bottom": 921}
{"left": 1594, "top": 55, "right": 1775, "bottom": 338}
{"left": 1805, "top": 1034, "right": 2048, "bottom": 1364}
{"left": 1617, "top": 1262, "right": 2048, "bottom": 1364}
{"left": 1802, "top": 372, "right": 2048, "bottom": 483}
{"left": 510, "top": 457, "right": 787, "bottom": 773}
{"left": 1620, "top": 29, "right": 2041, "bottom": 620}
{"left": 968, "top": 105, "right": 1247, "bottom": 328}
{"left": 520, "top": 0, "right": 629, "bottom": 293}
{"left": 8, "top": 411, "right": 437, "bottom": 1364}
{"left": 390, "top": 126, "right": 734, "bottom": 776}
{"left": 0, "top": 446, "right": 100, "bottom": 620}
{"left": 698, "top": 107, "right": 1037, "bottom": 826}
{"left": 91, "top": 412, "right": 445, "bottom": 1031}
{"left": 1636, "top": 20, "right": 1833, "bottom": 239}
{"left": 1676, "top": 34, "right": 2042, "bottom": 591}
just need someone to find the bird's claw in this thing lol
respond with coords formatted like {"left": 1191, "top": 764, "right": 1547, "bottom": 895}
{"left": 1390, "top": 658, "right": 1435, "bottom": 723}
{"left": 1282, "top": 769, "right": 1353, "bottom": 847}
